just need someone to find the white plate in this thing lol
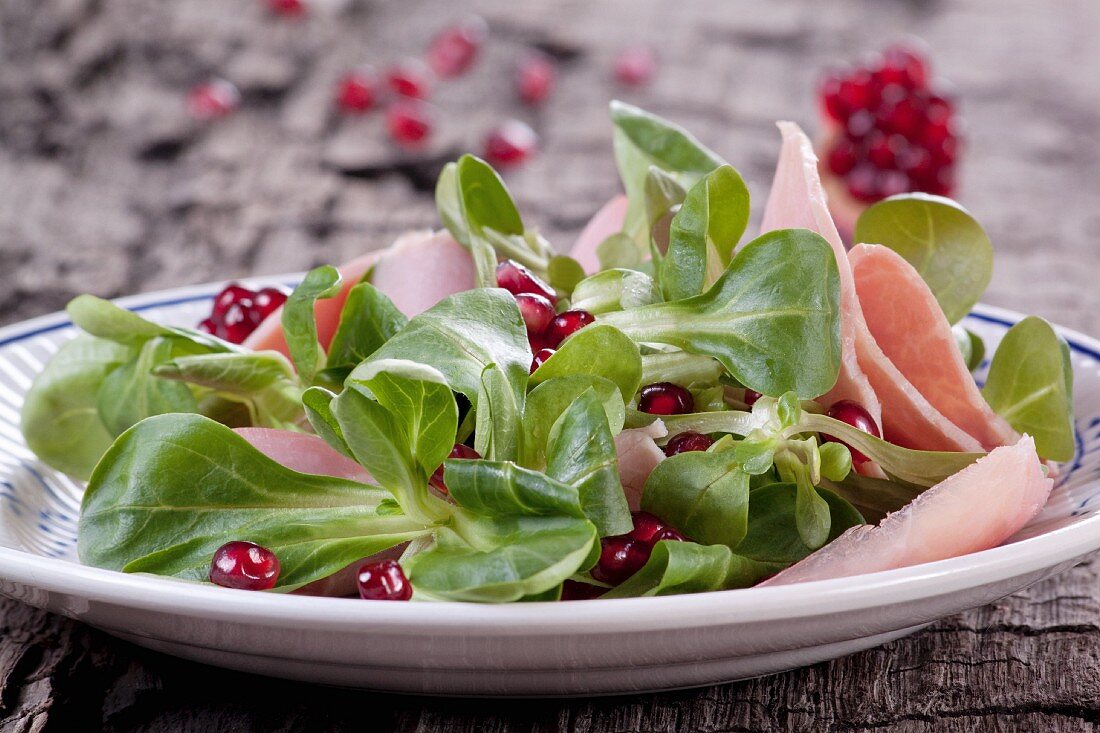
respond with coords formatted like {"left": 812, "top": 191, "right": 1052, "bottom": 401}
{"left": 0, "top": 279, "right": 1098, "bottom": 696}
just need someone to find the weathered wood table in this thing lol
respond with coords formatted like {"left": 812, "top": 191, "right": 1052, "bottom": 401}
{"left": 2, "top": 0, "right": 1099, "bottom": 729}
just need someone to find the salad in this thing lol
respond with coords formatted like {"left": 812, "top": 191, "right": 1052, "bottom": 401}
{"left": 20, "top": 102, "right": 1073, "bottom": 602}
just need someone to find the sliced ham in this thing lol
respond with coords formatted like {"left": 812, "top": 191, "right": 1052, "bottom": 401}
{"left": 760, "top": 122, "right": 883, "bottom": 428}
{"left": 570, "top": 195, "right": 628, "bottom": 274}
{"left": 234, "top": 427, "right": 371, "bottom": 483}
{"left": 850, "top": 244, "right": 1018, "bottom": 451}
{"left": 243, "top": 230, "right": 476, "bottom": 358}
{"left": 615, "top": 419, "right": 667, "bottom": 511}
{"left": 760, "top": 435, "right": 1051, "bottom": 586}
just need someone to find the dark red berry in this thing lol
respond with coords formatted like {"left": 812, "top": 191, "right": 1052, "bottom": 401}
{"left": 561, "top": 579, "right": 604, "bottom": 601}
{"left": 425, "top": 16, "right": 487, "bottom": 78}
{"left": 530, "top": 347, "right": 555, "bottom": 374}
{"left": 652, "top": 526, "right": 687, "bottom": 543}
{"left": 845, "top": 163, "right": 881, "bottom": 203}
{"left": 515, "top": 293, "right": 555, "bottom": 337}
{"left": 386, "top": 59, "right": 433, "bottom": 99}
{"left": 516, "top": 51, "right": 556, "bottom": 105}
{"left": 818, "top": 71, "right": 848, "bottom": 122}
{"left": 198, "top": 318, "right": 218, "bottom": 335}
{"left": 743, "top": 389, "right": 762, "bottom": 407}
{"left": 357, "top": 559, "right": 412, "bottom": 601}
{"left": 267, "top": 0, "right": 306, "bottom": 17}
{"left": 823, "top": 399, "right": 881, "bottom": 466}
{"left": 543, "top": 310, "right": 595, "bottom": 348}
{"left": 429, "top": 443, "right": 481, "bottom": 494}
{"left": 628, "top": 512, "right": 666, "bottom": 545}
{"left": 495, "top": 260, "right": 556, "bottom": 302}
{"left": 186, "top": 79, "right": 240, "bottom": 120}
{"left": 638, "top": 382, "right": 694, "bottom": 416}
{"left": 336, "top": 71, "right": 377, "bottom": 114}
{"left": 209, "top": 541, "right": 279, "bottom": 590}
{"left": 827, "top": 137, "right": 858, "bottom": 176}
{"left": 663, "top": 431, "right": 714, "bottom": 456}
{"left": 613, "top": 46, "right": 657, "bottom": 86}
{"left": 483, "top": 120, "right": 538, "bottom": 168}
{"left": 590, "top": 536, "right": 649, "bottom": 585}
{"left": 386, "top": 99, "right": 433, "bottom": 149}
{"left": 203, "top": 283, "right": 281, "bottom": 343}
{"left": 881, "top": 43, "right": 928, "bottom": 90}
{"left": 252, "top": 287, "right": 288, "bottom": 320}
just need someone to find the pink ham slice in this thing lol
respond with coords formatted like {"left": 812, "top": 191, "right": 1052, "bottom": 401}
{"left": 234, "top": 427, "right": 371, "bottom": 483}
{"left": 760, "top": 122, "right": 883, "bottom": 429}
{"left": 243, "top": 230, "right": 476, "bottom": 358}
{"left": 569, "top": 195, "right": 628, "bottom": 274}
{"left": 615, "top": 419, "right": 667, "bottom": 511}
{"left": 850, "top": 244, "right": 1018, "bottom": 451}
{"left": 760, "top": 435, "right": 1051, "bottom": 585}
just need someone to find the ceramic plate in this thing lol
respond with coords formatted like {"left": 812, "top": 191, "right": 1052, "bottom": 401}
{"left": 0, "top": 278, "right": 1098, "bottom": 696}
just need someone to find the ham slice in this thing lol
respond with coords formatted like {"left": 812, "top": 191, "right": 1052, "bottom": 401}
{"left": 850, "top": 244, "right": 1017, "bottom": 451}
{"left": 569, "top": 195, "right": 628, "bottom": 274}
{"left": 243, "top": 230, "right": 475, "bottom": 358}
{"left": 761, "top": 435, "right": 1052, "bottom": 585}
{"left": 760, "top": 122, "right": 883, "bottom": 428}
{"left": 614, "top": 419, "right": 667, "bottom": 511}
{"left": 234, "top": 427, "right": 371, "bottom": 483}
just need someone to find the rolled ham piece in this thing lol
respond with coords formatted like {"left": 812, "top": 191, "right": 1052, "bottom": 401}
{"left": 760, "top": 435, "right": 1052, "bottom": 586}
{"left": 614, "top": 419, "right": 667, "bottom": 511}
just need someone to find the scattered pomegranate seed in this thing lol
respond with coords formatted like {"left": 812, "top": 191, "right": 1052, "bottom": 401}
{"left": 357, "top": 559, "right": 413, "bottom": 601}
{"left": 266, "top": 0, "right": 306, "bottom": 17}
{"left": 638, "top": 382, "right": 694, "bottom": 416}
{"left": 826, "top": 137, "right": 859, "bottom": 176}
{"left": 426, "top": 16, "right": 487, "bottom": 78}
{"left": 515, "top": 292, "right": 555, "bottom": 337}
{"left": 252, "top": 287, "right": 288, "bottom": 320}
{"left": 823, "top": 399, "right": 881, "bottom": 466}
{"left": 429, "top": 443, "right": 481, "bottom": 494}
{"left": 530, "top": 347, "right": 555, "bottom": 374}
{"left": 663, "top": 431, "right": 714, "bottom": 456}
{"left": 495, "top": 260, "right": 556, "bottom": 302}
{"left": 627, "top": 512, "right": 666, "bottom": 545}
{"left": 386, "top": 99, "right": 433, "bottom": 149}
{"left": 590, "top": 536, "right": 649, "bottom": 585}
{"left": 385, "top": 59, "right": 433, "bottom": 99}
{"left": 613, "top": 46, "right": 658, "bottom": 86}
{"left": 200, "top": 283, "right": 287, "bottom": 344}
{"left": 483, "top": 119, "right": 538, "bottom": 168}
{"left": 209, "top": 541, "right": 280, "bottom": 590}
{"left": 743, "top": 389, "right": 762, "bottom": 407}
{"left": 516, "top": 51, "right": 556, "bottom": 105}
{"left": 561, "top": 579, "right": 605, "bottom": 601}
{"left": 543, "top": 309, "right": 595, "bottom": 348}
{"left": 186, "top": 79, "right": 240, "bottom": 120}
{"left": 335, "top": 71, "right": 377, "bottom": 114}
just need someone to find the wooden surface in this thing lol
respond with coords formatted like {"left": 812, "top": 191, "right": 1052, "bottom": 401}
{"left": 2, "top": 0, "right": 1100, "bottom": 729}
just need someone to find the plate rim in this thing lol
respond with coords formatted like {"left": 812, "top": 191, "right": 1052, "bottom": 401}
{"left": 0, "top": 279, "right": 1098, "bottom": 635}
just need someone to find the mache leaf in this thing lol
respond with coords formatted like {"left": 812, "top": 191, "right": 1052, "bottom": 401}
{"left": 282, "top": 265, "right": 342, "bottom": 384}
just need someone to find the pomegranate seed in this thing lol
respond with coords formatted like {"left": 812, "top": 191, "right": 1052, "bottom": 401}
{"left": 209, "top": 541, "right": 280, "bottom": 590}
{"left": 818, "top": 71, "right": 848, "bottom": 122}
{"left": 386, "top": 99, "right": 433, "bottom": 149}
{"left": 878, "top": 96, "right": 924, "bottom": 139}
{"left": 515, "top": 293, "right": 555, "bottom": 337}
{"left": 543, "top": 310, "right": 595, "bottom": 348}
{"left": 495, "top": 260, "right": 556, "bottom": 302}
{"left": 483, "top": 119, "right": 538, "bottom": 168}
{"left": 613, "top": 46, "right": 658, "bottom": 86}
{"left": 827, "top": 137, "right": 858, "bottom": 176}
{"left": 530, "top": 347, "right": 555, "bottom": 374}
{"left": 823, "top": 399, "right": 881, "bottom": 466}
{"left": 638, "top": 382, "right": 694, "bottom": 416}
{"left": 878, "top": 169, "right": 909, "bottom": 198}
{"left": 590, "top": 536, "right": 649, "bottom": 585}
{"left": 838, "top": 70, "right": 877, "bottom": 113}
{"left": 516, "top": 51, "right": 556, "bottom": 105}
{"left": 926, "top": 94, "right": 954, "bottom": 123}
{"left": 743, "top": 389, "right": 762, "bottom": 406}
{"left": 426, "top": 16, "right": 487, "bottom": 78}
{"left": 335, "top": 71, "right": 377, "bottom": 114}
{"left": 867, "top": 132, "right": 903, "bottom": 169}
{"left": 212, "top": 284, "right": 253, "bottom": 319}
{"left": 198, "top": 318, "right": 218, "bottom": 335}
{"left": 653, "top": 526, "right": 687, "bottom": 543}
{"left": 252, "top": 287, "right": 288, "bottom": 320}
{"left": 846, "top": 163, "right": 881, "bottom": 203}
{"left": 628, "top": 512, "right": 667, "bottom": 545}
{"left": 429, "top": 443, "right": 481, "bottom": 494}
{"left": 845, "top": 109, "right": 875, "bottom": 139}
{"left": 357, "top": 559, "right": 412, "bottom": 601}
{"left": 186, "top": 79, "right": 240, "bottom": 120}
{"left": 561, "top": 580, "right": 604, "bottom": 601}
{"left": 386, "top": 59, "right": 433, "bottom": 99}
{"left": 663, "top": 431, "right": 714, "bottom": 456}
{"left": 882, "top": 43, "right": 929, "bottom": 89}
{"left": 267, "top": 0, "right": 306, "bottom": 17}
{"left": 899, "top": 146, "right": 933, "bottom": 180}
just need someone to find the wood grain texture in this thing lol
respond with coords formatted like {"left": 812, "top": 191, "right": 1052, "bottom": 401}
{"left": 1, "top": 0, "right": 1099, "bottom": 729}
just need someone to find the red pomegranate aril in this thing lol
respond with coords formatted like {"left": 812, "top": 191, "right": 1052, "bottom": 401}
{"left": 386, "top": 99, "right": 433, "bottom": 149}
{"left": 186, "top": 79, "right": 240, "bottom": 120}
{"left": 827, "top": 137, "right": 858, "bottom": 176}
{"left": 495, "top": 260, "right": 556, "bottom": 302}
{"left": 429, "top": 443, "right": 481, "bottom": 494}
{"left": 818, "top": 72, "right": 848, "bottom": 122}
{"left": 212, "top": 284, "right": 254, "bottom": 318}
{"left": 866, "top": 132, "right": 903, "bottom": 169}
{"left": 590, "top": 536, "right": 649, "bottom": 585}
{"left": 663, "top": 431, "right": 714, "bottom": 456}
{"left": 879, "top": 96, "right": 924, "bottom": 139}
{"left": 336, "top": 71, "right": 377, "bottom": 114}
{"left": 357, "top": 559, "right": 413, "bottom": 601}
{"left": 386, "top": 59, "right": 433, "bottom": 99}
{"left": 846, "top": 163, "right": 881, "bottom": 203}
{"left": 267, "top": 0, "right": 306, "bottom": 17}
{"left": 638, "top": 382, "right": 694, "bottom": 416}
{"left": 653, "top": 526, "right": 687, "bottom": 543}
{"left": 561, "top": 580, "right": 604, "bottom": 601}
{"left": 543, "top": 309, "right": 595, "bottom": 347}
{"left": 483, "top": 119, "right": 538, "bottom": 168}
{"left": 426, "top": 16, "right": 487, "bottom": 78}
{"left": 882, "top": 43, "right": 928, "bottom": 89}
{"left": 743, "top": 389, "right": 763, "bottom": 407}
{"left": 209, "top": 541, "right": 280, "bottom": 590}
{"left": 530, "top": 347, "right": 555, "bottom": 374}
{"left": 878, "top": 169, "right": 909, "bottom": 198}
{"left": 845, "top": 109, "right": 875, "bottom": 139}
{"left": 516, "top": 51, "right": 556, "bottom": 105}
{"left": 613, "top": 46, "right": 658, "bottom": 86}
{"left": 824, "top": 399, "right": 881, "bottom": 466}
{"left": 838, "top": 70, "right": 877, "bottom": 113}
{"left": 628, "top": 512, "right": 666, "bottom": 545}
{"left": 252, "top": 287, "right": 288, "bottom": 320}
{"left": 516, "top": 292, "right": 555, "bottom": 337}
{"left": 198, "top": 318, "right": 218, "bottom": 335}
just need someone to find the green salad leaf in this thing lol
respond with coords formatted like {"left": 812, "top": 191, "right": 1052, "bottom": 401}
{"left": 953, "top": 324, "right": 986, "bottom": 373}
{"left": 282, "top": 265, "right": 342, "bottom": 384}
{"left": 602, "top": 540, "right": 773, "bottom": 598}
{"left": 474, "top": 363, "right": 524, "bottom": 462}
{"left": 642, "top": 451, "right": 750, "bottom": 548}
{"left": 529, "top": 323, "right": 642, "bottom": 403}
{"left": 734, "top": 483, "right": 863, "bottom": 565}
{"left": 323, "top": 282, "right": 407, "bottom": 380}
{"left": 570, "top": 269, "right": 662, "bottom": 315}
{"left": 522, "top": 375, "right": 625, "bottom": 470}
{"left": 96, "top": 337, "right": 197, "bottom": 436}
